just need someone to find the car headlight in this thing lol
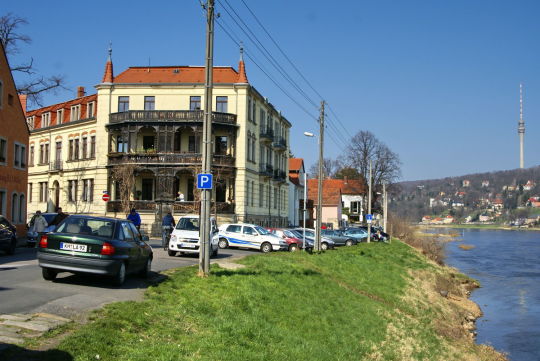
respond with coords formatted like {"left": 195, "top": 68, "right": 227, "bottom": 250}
{"left": 170, "top": 235, "right": 177, "bottom": 241}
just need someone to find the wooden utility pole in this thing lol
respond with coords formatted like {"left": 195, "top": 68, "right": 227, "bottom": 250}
{"left": 383, "top": 182, "right": 387, "bottom": 233}
{"left": 315, "top": 101, "right": 325, "bottom": 252}
{"left": 199, "top": 0, "right": 214, "bottom": 276}
{"left": 367, "top": 160, "right": 372, "bottom": 243}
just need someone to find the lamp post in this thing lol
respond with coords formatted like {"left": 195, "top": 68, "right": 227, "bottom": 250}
{"left": 304, "top": 130, "right": 323, "bottom": 252}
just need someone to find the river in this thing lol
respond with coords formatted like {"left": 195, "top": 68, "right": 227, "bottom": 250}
{"left": 444, "top": 229, "right": 540, "bottom": 361}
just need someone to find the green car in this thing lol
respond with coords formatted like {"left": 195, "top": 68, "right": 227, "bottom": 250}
{"left": 37, "top": 215, "right": 153, "bottom": 286}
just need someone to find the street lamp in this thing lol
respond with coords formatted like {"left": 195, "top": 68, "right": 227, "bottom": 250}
{"left": 304, "top": 130, "right": 323, "bottom": 252}
{"left": 302, "top": 132, "right": 315, "bottom": 250}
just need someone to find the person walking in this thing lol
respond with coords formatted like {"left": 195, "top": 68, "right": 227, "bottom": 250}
{"left": 127, "top": 208, "right": 142, "bottom": 231}
{"left": 161, "top": 212, "right": 176, "bottom": 250}
{"left": 30, "top": 210, "right": 48, "bottom": 233}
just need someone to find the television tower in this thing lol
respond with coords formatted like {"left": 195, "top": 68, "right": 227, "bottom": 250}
{"left": 518, "top": 83, "right": 525, "bottom": 169}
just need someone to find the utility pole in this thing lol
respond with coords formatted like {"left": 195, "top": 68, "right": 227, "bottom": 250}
{"left": 199, "top": 0, "right": 214, "bottom": 276}
{"left": 303, "top": 171, "right": 307, "bottom": 250}
{"left": 315, "top": 101, "right": 325, "bottom": 252}
{"left": 383, "top": 182, "right": 387, "bottom": 233}
{"left": 367, "top": 160, "right": 372, "bottom": 243}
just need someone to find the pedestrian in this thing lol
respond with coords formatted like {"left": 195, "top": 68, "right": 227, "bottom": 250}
{"left": 50, "top": 207, "right": 68, "bottom": 227}
{"left": 161, "top": 212, "right": 176, "bottom": 250}
{"left": 127, "top": 208, "right": 142, "bottom": 231}
{"left": 30, "top": 210, "right": 48, "bottom": 233}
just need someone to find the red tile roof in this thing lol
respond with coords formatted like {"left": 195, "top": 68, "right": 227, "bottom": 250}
{"left": 112, "top": 66, "right": 242, "bottom": 84}
{"left": 26, "top": 94, "right": 97, "bottom": 129}
{"left": 306, "top": 178, "right": 366, "bottom": 206}
{"left": 288, "top": 158, "right": 303, "bottom": 172}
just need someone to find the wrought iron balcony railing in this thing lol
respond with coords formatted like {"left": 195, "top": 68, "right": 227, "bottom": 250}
{"left": 49, "top": 160, "right": 63, "bottom": 172}
{"left": 108, "top": 152, "right": 235, "bottom": 167}
{"left": 108, "top": 110, "right": 236, "bottom": 125}
{"left": 259, "top": 128, "right": 274, "bottom": 142}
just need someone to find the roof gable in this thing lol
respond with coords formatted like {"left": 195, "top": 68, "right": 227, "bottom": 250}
{"left": 113, "top": 66, "right": 241, "bottom": 84}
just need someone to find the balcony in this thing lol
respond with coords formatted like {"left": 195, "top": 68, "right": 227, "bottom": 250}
{"left": 107, "top": 200, "right": 235, "bottom": 214}
{"left": 259, "top": 128, "right": 274, "bottom": 142}
{"left": 108, "top": 110, "right": 237, "bottom": 126}
{"left": 272, "top": 136, "right": 287, "bottom": 151}
{"left": 108, "top": 153, "right": 235, "bottom": 167}
{"left": 49, "top": 160, "right": 63, "bottom": 172}
{"left": 259, "top": 163, "right": 273, "bottom": 178}
{"left": 273, "top": 169, "right": 287, "bottom": 182}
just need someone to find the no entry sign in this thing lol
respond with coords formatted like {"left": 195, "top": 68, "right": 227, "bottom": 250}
{"left": 102, "top": 193, "right": 110, "bottom": 202}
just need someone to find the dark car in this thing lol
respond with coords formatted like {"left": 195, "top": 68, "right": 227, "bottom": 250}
{"left": 37, "top": 215, "right": 153, "bottom": 286}
{"left": 0, "top": 215, "right": 17, "bottom": 255}
{"left": 321, "top": 229, "right": 358, "bottom": 246}
{"left": 27, "top": 212, "right": 58, "bottom": 247}
{"left": 342, "top": 228, "right": 369, "bottom": 242}
{"left": 291, "top": 228, "right": 335, "bottom": 250}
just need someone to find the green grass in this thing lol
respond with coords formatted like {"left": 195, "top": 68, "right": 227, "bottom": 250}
{"left": 22, "top": 241, "right": 494, "bottom": 361}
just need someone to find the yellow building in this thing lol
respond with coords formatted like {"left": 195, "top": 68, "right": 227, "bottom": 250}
{"left": 27, "top": 49, "right": 291, "bottom": 232}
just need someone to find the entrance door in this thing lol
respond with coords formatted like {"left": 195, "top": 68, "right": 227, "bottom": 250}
{"left": 141, "top": 179, "right": 153, "bottom": 200}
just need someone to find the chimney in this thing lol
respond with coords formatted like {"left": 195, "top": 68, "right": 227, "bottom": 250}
{"left": 18, "top": 94, "right": 27, "bottom": 115}
{"left": 77, "top": 86, "right": 85, "bottom": 98}
{"left": 344, "top": 176, "right": 348, "bottom": 184}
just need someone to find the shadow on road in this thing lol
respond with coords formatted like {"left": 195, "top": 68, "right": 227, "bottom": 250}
{"left": 46, "top": 271, "right": 169, "bottom": 290}
{"left": 0, "top": 344, "right": 73, "bottom": 361}
{"left": 0, "top": 247, "right": 37, "bottom": 266}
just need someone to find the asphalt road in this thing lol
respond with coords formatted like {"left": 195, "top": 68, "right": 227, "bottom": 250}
{"left": 0, "top": 240, "right": 257, "bottom": 319}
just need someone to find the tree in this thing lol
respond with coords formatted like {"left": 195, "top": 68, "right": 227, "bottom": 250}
{"left": 0, "top": 13, "right": 66, "bottom": 107}
{"left": 307, "top": 158, "right": 340, "bottom": 179}
{"left": 111, "top": 164, "right": 137, "bottom": 215}
{"left": 334, "top": 166, "right": 362, "bottom": 180}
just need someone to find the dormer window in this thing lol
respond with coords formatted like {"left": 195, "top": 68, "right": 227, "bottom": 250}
{"left": 70, "top": 105, "right": 80, "bottom": 121}
{"left": 87, "top": 101, "right": 95, "bottom": 118}
{"left": 26, "top": 116, "right": 35, "bottom": 130}
{"left": 57, "top": 109, "right": 64, "bottom": 123}
{"left": 42, "top": 112, "right": 51, "bottom": 127}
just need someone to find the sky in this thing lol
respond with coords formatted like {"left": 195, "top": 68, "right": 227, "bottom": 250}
{"left": 3, "top": 0, "right": 540, "bottom": 181}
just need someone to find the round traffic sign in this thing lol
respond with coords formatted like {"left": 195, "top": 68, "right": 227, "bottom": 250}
{"left": 102, "top": 193, "right": 110, "bottom": 202}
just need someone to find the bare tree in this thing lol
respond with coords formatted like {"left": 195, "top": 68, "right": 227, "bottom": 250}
{"left": 0, "top": 13, "right": 67, "bottom": 107}
{"left": 307, "top": 158, "right": 340, "bottom": 179}
{"left": 111, "top": 164, "right": 137, "bottom": 215}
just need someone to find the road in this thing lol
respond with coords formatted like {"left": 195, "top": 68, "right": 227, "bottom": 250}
{"left": 0, "top": 240, "right": 257, "bottom": 319}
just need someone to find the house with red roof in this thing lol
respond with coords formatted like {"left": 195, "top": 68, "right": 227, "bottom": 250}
{"left": 287, "top": 158, "right": 306, "bottom": 227}
{"left": 26, "top": 46, "right": 293, "bottom": 231}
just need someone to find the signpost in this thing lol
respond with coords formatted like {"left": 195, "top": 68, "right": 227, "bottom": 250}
{"left": 366, "top": 214, "right": 372, "bottom": 223}
{"left": 197, "top": 173, "right": 213, "bottom": 190}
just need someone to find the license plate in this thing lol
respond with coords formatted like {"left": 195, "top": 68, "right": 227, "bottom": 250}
{"left": 180, "top": 243, "right": 196, "bottom": 248}
{"left": 60, "top": 242, "right": 88, "bottom": 252}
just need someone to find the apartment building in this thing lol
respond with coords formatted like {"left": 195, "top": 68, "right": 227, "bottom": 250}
{"left": 27, "top": 49, "right": 291, "bottom": 231}
{"left": 0, "top": 42, "right": 29, "bottom": 234}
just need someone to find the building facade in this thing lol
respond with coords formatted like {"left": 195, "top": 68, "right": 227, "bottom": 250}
{"left": 287, "top": 158, "right": 305, "bottom": 227}
{"left": 0, "top": 43, "right": 29, "bottom": 234}
{"left": 27, "top": 50, "right": 291, "bottom": 231}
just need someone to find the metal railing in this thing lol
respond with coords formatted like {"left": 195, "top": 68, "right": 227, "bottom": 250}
{"left": 49, "top": 160, "right": 63, "bottom": 172}
{"left": 259, "top": 163, "right": 273, "bottom": 177}
{"left": 108, "top": 153, "right": 235, "bottom": 166}
{"left": 272, "top": 136, "right": 287, "bottom": 149}
{"left": 259, "top": 128, "right": 274, "bottom": 141}
{"left": 109, "top": 110, "right": 236, "bottom": 125}
{"left": 106, "top": 200, "right": 235, "bottom": 214}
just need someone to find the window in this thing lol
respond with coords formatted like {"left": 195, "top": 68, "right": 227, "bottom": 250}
{"left": 28, "top": 183, "right": 32, "bottom": 202}
{"left": 68, "top": 180, "right": 78, "bottom": 202}
{"left": 57, "top": 109, "right": 64, "bottom": 123}
{"left": 118, "top": 96, "right": 129, "bottom": 112}
{"left": 74, "top": 139, "right": 80, "bottom": 160}
{"left": 251, "top": 181, "right": 255, "bottom": 207}
{"left": 215, "top": 136, "right": 227, "bottom": 155}
{"left": 55, "top": 141, "right": 62, "bottom": 162}
{"left": 68, "top": 140, "right": 73, "bottom": 160}
{"left": 82, "top": 179, "right": 94, "bottom": 202}
{"left": 226, "top": 224, "right": 242, "bottom": 233}
{"left": 0, "top": 189, "right": 6, "bottom": 215}
{"left": 273, "top": 187, "right": 277, "bottom": 209}
{"left": 29, "top": 146, "right": 34, "bottom": 166}
{"left": 117, "top": 135, "right": 127, "bottom": 152}
{"left": 42, "top": 112, "right": 51, "bottom": 127}
{"left": 18, "top": 194, "right": 25, "bottom": 224}
{"left": 40, "top": 143, "right": 50, "bottom": 164}
{"left": 70, "top": 105, "right": 80, "bottom": 121}
{"left": 260, "top": 109, "right": 266, "bottom": 129}
{"left": 190, "top": 96, "right": 201, "bottom": 110}
{"left": 8, "top": 94, "right": 13, "bottom": 105}
{"left": 188, "top": 135, "right": 200, "bottom": 153}
{"left": 259, "top": 183, "right": 264, "bottom": 207}
{"left": 90, "top": 136, "right": 96, "bottom": 158}
{"left": 351, "top": 201, "right": 361, "bottom": 214}
{"left": 82, "top": 137, "right": 88, "bottom": 159}
{"left": 39, "top": 182, "right": 48, "bottom": 202}
{"left": 252, "top": 101, "right": 257, "bottom": 123}
{"left": 87, "top": 102, "right": 95, "bottom": 117}
{"left": 12, "top": 193, "right": 18, "bottom": 223}
{"left": 243, "top": 226, "right": 257, "bottom": 235}
{"left": 144, "top": 96, "right": 155, "bottom": 110}
{"left": 13, "top": 142, "right": 26, "bottom": 169}
{"left": 216, "top": 96, "right": 228, "bottom": 112}
{"left": 26, "top": 116, "right": 35, "bottom": 130}
{"left": 247, "top": 98, "right": 252, "bottom": 121}
{"left": 0, "top": 137, "right": 6, "bottom": 164}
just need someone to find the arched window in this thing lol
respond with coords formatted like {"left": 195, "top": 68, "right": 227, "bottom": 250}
{"left": 12, "top": 193, "right": 19, "bottom": 223}
{"left": 19, "top": 194, "right": 26, "bottom": 224}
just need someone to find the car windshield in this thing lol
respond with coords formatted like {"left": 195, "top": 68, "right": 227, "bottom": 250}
{"left": 176, "top": 217, "right": 200, "bottom": 231}
{"left": 43, "top": 214, "right": 57, "bottom": 223}
{"left": 255, "top": 226, "right": 269, "bottom": 235}
{"left": 56, "top": 217, "right": 115, "bottom": 238}
{"left": 283, "top": 230, "right": 296, "bottom": 238}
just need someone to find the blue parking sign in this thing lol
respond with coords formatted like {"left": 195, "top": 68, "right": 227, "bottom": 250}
{"left": 366, "top": 214, "right": 373, "bottom": 223}
{"left": 197, "top": 173, "right": 213, "bottom": 189}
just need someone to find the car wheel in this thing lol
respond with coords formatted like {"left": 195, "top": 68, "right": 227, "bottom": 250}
{"left": 138, "top": 257, "right": 152, "bottom": 278}
{"left": 42, "top": 267, "right": 57, "bottom": 281}
{"left": 289, "top": 244, "right": 299, "bottom": 252}
{"left": 7, "top": 237, "right": 16, "bottom": 255}
{"left": 168, "top": 250, "right": 177, "bottom": 257}
{"left": 218, "top": 238, "right": 228, "bottom": 249}
{"left": 260, "top": 242, "right": 272, "bottom": 253}
{"left": 321, "top": 242, "right": 329, "bottom": 251}
{"left": 112, "top": 263, "right": 126, "bottom": 286}
{"left": 345, "top": 239, "right": 353, "bottom": 247}
{"left": 211, "top": 246, "right": 219, "bottom": 258}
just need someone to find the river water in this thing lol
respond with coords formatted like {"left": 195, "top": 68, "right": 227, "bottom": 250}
{"left": 444, "top": 229, "right": 540, "bottom": 361}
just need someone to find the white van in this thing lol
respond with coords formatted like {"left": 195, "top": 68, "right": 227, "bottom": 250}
{"left": 218, "top": 223, "right": 288, "bottom": 253}
{"left": 168, "top": 215, "right": 219, "bottom": 257}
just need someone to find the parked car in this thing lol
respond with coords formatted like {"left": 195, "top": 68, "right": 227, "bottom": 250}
{"left": 27, "top": 212, "right": 58, "bottom": 247}
{"left": 291, "top": 228, "right": 335, "bottom": 250}
{"left": 342, "top": 228, "right": 369, "bottom": 242}
{"left": 267, "top": 228, "right": 308, "bottom": 251}
{"left": 37, "top": 215, "right": 153, "bottom": 286}
{"left": 0, "top": 215, "right": 17, "bottom": 255}
{"left": 321, "top": 229, "right": 358, "bottom": 246}
{"left": 218, "top": 223, "right": 288, "bottom": 253}
{"left": 168, "top": 215, "right": 219, "bottom": 257}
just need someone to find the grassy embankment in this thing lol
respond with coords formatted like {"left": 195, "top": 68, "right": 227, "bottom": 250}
{"left": 6, "top": 241, "right": 505, "bottom": 361}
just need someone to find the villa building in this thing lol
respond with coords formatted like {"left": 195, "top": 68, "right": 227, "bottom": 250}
{"left": 26, "top": 49, "right": 292, "bottom": 232}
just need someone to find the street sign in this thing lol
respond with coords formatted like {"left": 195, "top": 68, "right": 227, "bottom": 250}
{"left": 197, "top": 173, "right": 213, "bottom": 189}
{"left": 102, "top": 193, "right": 110, "bottom": 202}
{"left": 366, "top": 214, "right": 373, "bottom": 223}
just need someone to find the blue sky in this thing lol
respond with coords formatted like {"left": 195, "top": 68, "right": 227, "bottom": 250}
{"left": 3, "top": 0, "right": 539, "bottom": 181}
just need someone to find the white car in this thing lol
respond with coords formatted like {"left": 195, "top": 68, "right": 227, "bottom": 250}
{"left": 168, "top": 215, "right": 219, "bottom": 257}
{"left": 218, "top": 223, "right": 288, "bottom": 253}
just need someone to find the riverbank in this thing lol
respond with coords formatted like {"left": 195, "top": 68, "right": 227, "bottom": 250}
{"left": 1, "top": 241, "right": 506, "bottom": 361}
{"left": 421, "top": 224, "right": 540, "bottom": 231}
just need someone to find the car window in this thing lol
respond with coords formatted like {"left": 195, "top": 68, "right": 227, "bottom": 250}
{"left": 128, "top": 223, "right": 142, "bottom": 242}
{"left": 254, "top": 226, "right": 268, "bottom": 235}
{"left": 226, "top": 225, "right": 242, "bottom": 233}
{"left": 43, "top": 214, "right": 57, "bottom": 223}
{"left": 243, "top": 227, "right": 257, "bottom": 235}
{"left": 283, "top": 230, "right": 295, "bottom": 238}
{"left": 304, "top": 230, "right": 315, "bottom": 237}
{"left": 176, "top": 217, "right": 200, "bottom": 231}
{"left": 56, "top": 217, "right": 114, "bottom": 237}
{"left": 121, "top": 222, "right": 135, "bottom": 242}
